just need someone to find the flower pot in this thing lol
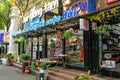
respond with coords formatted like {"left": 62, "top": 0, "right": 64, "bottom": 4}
{"left": 35, "top": 60, "right": 39, "bottom": 67}
{"left": 22, "top": 61, "right": 28, "bottom": 73}
{"left": 24, "top": 66, "right": 30, "bottom": 74}
{"left": 8, "top": 60, "right": 13, "bottom": 66}
{"left": 40, "top": 70, "right": 48, "bottom": 80}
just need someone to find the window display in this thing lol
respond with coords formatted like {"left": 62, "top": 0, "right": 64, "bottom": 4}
{"left": 101, "top": 24, "right": 120, "bottom": 72}
{"left": 65, "top": 29, "right": 84, "bottom": 67}
{"left": 47, "top": 32, "right": 63, "bottom": 58}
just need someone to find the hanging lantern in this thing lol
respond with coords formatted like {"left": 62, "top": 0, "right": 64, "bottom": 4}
{"left": 51, "top": 39, "right": 55, "bottom": 45}
{"left": 20, "top": 37, "right": 24, "bottom": 43}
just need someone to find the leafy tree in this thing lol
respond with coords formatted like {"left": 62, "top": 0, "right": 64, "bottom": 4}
{"left": 0, "top": 0, "right": 29, "bottom": 31}
{"left": 0, "top": 0, "right": 13, "bottom": 31}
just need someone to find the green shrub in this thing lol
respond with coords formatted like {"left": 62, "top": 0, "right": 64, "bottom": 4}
{"left": 40, "top": 61, "right": 51, "bottom": 70}
{"left": 20, "top": 53, "right": 31, "bottom": 60}
{"left": 5, "top": 53, "right": 12, "bottom": 60}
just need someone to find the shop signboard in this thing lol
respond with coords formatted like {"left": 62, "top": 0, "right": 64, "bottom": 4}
{"left": 12, "top": 15, "right": 61, "bottom": 36}
{"left": 62, "top": 1, "right": 88, "bottom": 20}
{"left": 23, "top": 0, "right": 59, "bottom": 23}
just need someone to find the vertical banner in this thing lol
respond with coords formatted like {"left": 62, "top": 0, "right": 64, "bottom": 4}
{"left": 88, "top": 0, "right": 95, "bottom": 12}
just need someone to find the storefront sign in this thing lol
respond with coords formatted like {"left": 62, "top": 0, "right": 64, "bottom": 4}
{"left": 46, "top": 15, "right": 61, "bottom": 25}
{"left": 62, "top": 2, "right": 87, "bottom": 20}
{"left": 23, "top": 17, "right": 42, "bottom": 31}
{"left": 23, "top": 0, "right": 59, "bottom": 23}
{"left": 12, "top": 15, "right": 61, "bottom": 36}
{"left": 106, "top": 0, "right": 118, "bottom": 4}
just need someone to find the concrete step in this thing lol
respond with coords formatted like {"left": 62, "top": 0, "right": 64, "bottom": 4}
{"left": 49, "top": 67, "right": 80, "bottom": 77}
{"left": 13, "top": 62, "right": 22, "bottom": 69}
{"left": 48, "top": 74, "right": 64, "bottom": 80}
{"left": 48, "top": 70, "right": 75, "bottom": 80}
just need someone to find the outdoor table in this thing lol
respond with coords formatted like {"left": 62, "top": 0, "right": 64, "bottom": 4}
{"left": 36, "top": 72, "right": 45, "bottom": 80}
{"left": 54, "top": 54, "right": 67, "bottom": 67}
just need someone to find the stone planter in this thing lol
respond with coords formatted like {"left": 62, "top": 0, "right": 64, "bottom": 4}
{"left": 40, "top": 69, "right": 48, "bottom": 80}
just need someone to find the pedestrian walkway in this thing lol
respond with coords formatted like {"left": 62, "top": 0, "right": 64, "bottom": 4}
{"left": 0, "top": 65, "right": 35, "bottom": 80}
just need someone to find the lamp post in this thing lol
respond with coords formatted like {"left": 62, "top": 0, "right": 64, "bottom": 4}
{"left": 8, "top": 2, "right": 20, "bottom": 60}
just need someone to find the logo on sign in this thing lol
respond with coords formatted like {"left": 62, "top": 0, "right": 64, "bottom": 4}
{"left": 62, "top": 2, "right": 87, "bottom": 20}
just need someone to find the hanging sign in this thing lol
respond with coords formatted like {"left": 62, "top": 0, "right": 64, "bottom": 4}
{"left": 79, "top": 19, "right": 89, "bottom": 30}
{"left": 106, "top": 0, "right": 118, "bottom": 4}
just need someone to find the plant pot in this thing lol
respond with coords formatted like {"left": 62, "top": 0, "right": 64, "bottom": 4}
{"left": 21, "top": 61, "right": 28, "bottom": 73}
{"left": 24, "top": 66, "right": 30, "bottom": 74}
{"left": 40, "top": 70, "right": 48, "bottom": 80}
{"left": 35, "top": 60, "right": 39, "bottom": 67}
{"left": 8, "top": 60, "right": 13, "bottom": 66}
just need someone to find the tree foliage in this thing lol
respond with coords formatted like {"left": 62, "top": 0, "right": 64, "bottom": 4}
{"left": 0, "top": 0, "right": 13, "bottom": 31}
{"left": 0, "top": 0, "right": 29, "bottom": 31}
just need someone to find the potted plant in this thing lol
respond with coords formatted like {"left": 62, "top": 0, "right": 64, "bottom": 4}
{"left": 39, "top": 61, "right": 51, "bottom": 80}
{"left": 75, "top": 70, "right": 99, "bottom": 80}
{"left": 95, "top": 25, "right": 110, "bottom": 35}
{"left": 63, "top": 29, "right": 74, "bottom": 39}
{"left": 5, "top": 53, "right": 13, "bottom": 66}
{"left": 14, "top": 40, "right": 19, "bottom": 44}
{"left": 20, "top": 53, "right": 31, "bottom": 73}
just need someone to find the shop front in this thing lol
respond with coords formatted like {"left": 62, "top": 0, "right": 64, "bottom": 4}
{"left": 86, "top": 0, "right": 120, "bottom": 77}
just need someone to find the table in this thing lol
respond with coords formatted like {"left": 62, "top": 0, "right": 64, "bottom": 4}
{"left": 54, "top": 54, "right": 67, "bottom": 67}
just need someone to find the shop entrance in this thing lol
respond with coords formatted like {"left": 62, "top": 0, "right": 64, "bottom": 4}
{"left": 84, "top": 30, "right": 99, "bottom": 73}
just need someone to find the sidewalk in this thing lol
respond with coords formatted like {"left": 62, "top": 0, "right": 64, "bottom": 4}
{"left": 12, "top": 62, "right": 120, "bottom": 80}
{"left": 0, "top": 65, "right": 35, "bottom": 80}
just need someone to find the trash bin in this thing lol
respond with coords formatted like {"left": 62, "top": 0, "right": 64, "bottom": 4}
{"left": 36, "top": 72, "right": 45, "bottom": 80}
